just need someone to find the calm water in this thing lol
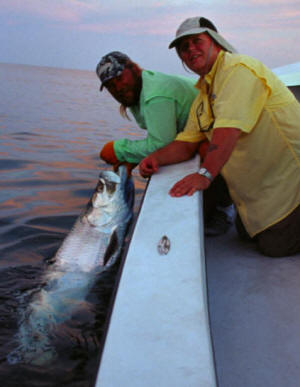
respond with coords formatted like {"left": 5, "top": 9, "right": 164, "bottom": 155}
{"left": 0, "top": 63, "right": 146, "bottom": 386}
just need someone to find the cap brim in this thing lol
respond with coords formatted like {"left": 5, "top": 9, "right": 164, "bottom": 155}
{"left": 168, "top": 27, "right": 208, "bottom": 48}
{"left": 169, "top": 28, "right": 236, "bottom": 53}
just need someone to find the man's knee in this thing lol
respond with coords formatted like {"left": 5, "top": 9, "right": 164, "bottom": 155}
{"left": 256, "top": 231, "right": 300, "bottom": 258}
{"left": 256, "top": 238, "right": 288, "bottom": 258}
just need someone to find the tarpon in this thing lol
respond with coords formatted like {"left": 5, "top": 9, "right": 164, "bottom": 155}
{"left": 7, "top": 165, "right": 134, "bottom": 365}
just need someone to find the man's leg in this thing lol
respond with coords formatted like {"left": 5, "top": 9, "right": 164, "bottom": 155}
{"left": 203, "top": 174, "right": 234, "bottom": 236}
{"left": 235, "top": 205, "right": 300, "bottom": 257}
{"left": 199, "top": 141, "right": 234, "bottom": 236}
{"left": 235, "top": 213, "right": 252, "bottom": 241}
{"left": 256, "top": 204, "right": 300, "bottom": 257}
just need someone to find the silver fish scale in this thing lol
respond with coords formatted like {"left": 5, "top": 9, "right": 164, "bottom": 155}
{"left": 7, "top": 166, "right": 134, "bottom": 365}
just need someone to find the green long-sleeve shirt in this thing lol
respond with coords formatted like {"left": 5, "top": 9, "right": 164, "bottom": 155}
{"left": 113, "top": 70, "right": 198, "bottom": 163}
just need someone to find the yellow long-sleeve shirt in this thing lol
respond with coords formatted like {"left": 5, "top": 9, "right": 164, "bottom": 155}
{"left": 176, "top": 51, "right": 300, "bottom": 236}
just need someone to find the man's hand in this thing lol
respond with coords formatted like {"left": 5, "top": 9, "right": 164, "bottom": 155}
{"left": 100, "top": 141, "right": 118, "bottom": 164}
{"left": 169, "top": 173, "right": 211, "bottom": 197}
{"left": 114, "top": 161, "right": 137, "bottom": 176}
{"left": 139, "top": 155, "right": 159, "bottom": 178}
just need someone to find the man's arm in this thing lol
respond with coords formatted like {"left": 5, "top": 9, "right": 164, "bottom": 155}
{"left": 139, "top": 140, "right": 200, "bottom": 177}
{"left": 169, "top": 127, "right": 241, "bottom": 196}
{"left": 111, "top": 98, "right": 180, "bottom": 164}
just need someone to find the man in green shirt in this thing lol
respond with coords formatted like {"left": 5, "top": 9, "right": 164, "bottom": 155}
{"left": 96, "top": 51, "right": 198, "bottom": 167}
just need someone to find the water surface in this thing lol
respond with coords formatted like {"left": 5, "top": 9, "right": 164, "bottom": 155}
{"left": 0, "top": 62, "right": 146, "bottom": 386}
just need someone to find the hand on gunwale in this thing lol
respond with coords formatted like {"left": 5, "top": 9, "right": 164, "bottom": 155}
{"left": 169, "top": 173, "right": 211, "bottom": 197}
{"left": 139, "top": 155, "right": 159, "bottom": 178}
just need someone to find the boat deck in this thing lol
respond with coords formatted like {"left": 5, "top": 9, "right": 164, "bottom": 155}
{"left": 206, "top": 227, "right": 300, "bottom": 387}
{"left": 206, "top": 81, "right": 300, "bottom": 386}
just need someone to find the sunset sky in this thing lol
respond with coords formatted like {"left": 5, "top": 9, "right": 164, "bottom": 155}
{"left": 1, "top": 0, "right": 300, "bottom": 75}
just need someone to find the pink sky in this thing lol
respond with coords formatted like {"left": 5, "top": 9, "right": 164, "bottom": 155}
{"left": 1, "top": 0, "right": 299, "bottom": 73}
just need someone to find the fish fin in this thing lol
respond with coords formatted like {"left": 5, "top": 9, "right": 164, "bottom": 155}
{"left": 103, "top": 228, "right": 119, "bottom": 266}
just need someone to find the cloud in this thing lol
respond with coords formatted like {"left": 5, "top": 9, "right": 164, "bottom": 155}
{"left": 0, "top": 0, "right": 223, "bottom": 25}
{"left": 77, "top": 13, "right": 186, "bottom": 36}
{"left": 0, "top": 0, "right": 99, "bottom": 23}
{"left": 1, "top": 0, "right": 299, "bottom": 70}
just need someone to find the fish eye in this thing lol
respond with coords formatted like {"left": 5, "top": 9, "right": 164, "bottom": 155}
{"left": 105, "top": 181, "right": 117, "bottom": 194}
{"left": 96, "top": 180, "right": 104, "bottom": 192}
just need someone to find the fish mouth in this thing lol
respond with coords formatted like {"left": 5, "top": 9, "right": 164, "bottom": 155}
{"left": 98, "top": 164, "right": 128, "bottom": 185}
{"left": 81, "top": 164, "right": 133, "bottom": 227}
{"left": 86, "top": 166, "right": 130, "bottom": 210}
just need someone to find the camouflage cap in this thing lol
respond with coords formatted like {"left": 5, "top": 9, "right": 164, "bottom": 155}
{"left": 96, "top": 51, "right": 131, "bottom": 91}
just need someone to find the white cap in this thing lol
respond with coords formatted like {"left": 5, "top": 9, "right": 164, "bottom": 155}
{"left": 169, "top": 16, "right": 236, "bottom": 53}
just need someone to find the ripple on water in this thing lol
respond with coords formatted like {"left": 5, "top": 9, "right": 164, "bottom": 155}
{"left": 0, "top": 62, "right": 147, "bottom": 386}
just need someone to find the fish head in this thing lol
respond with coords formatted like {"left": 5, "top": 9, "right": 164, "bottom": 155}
{"left": 92, "top": 165, "right": 134, "bottom": 207}
{"left": 92, "top": 171, "right": 121, "bottom": 208}
{"left": 83, "top": 165, "right": 134, "bottom": 227}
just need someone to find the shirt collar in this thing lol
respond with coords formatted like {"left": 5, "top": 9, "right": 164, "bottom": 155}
{"left": 195, "top": 50, "right": 225, "bottom": 90}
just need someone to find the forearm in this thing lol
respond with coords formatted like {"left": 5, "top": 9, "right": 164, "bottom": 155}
{"left": 114, "top": 138, "right": 158, "bottom": 164}
{"left": 115, "top": 98, "right": 179, "bottom": 163}
{"left": 139, "top": 140, "right": 199, "bottom": 178}
{"left": 202, "top": 127, "right": 241, "bottom": 178}
{"left": 150, "top": 140, "right": 199, "bottom": 166}
{"left": 169, "top": 127, "right": 241, "bottom": 197}
{"left": 114, "top": 129, "right": 177, "bottom": 164}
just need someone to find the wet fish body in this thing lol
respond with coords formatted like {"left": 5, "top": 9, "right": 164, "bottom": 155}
{"left": 7, "top": 166, "right": 134, "bottom": 365}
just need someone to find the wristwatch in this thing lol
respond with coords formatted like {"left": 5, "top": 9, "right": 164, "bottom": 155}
{"left": 197, "top": 167, "right": 213, "bottom": 182}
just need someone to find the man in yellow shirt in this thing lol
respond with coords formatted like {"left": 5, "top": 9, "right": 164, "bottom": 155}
{"left": 139, "top": 16, "right": 300, "bottom": 257}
